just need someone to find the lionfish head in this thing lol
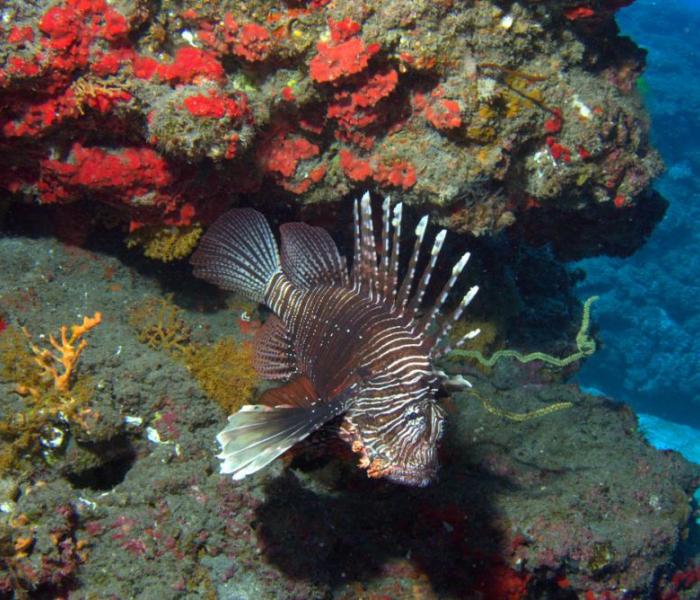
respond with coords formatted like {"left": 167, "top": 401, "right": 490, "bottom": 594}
{"left": 343, "top": 372, "right": 448, "bottom": 487}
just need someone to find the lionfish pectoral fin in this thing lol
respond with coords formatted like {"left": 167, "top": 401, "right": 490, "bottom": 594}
{"left": 253, "top": 315, "right": 298, "bottom": 380}
{"left": 216, "top": 377, "right": 346, "bottom": 480}
{"left": 190, "top": 208, "right": 281, "bottom": 303}
{"left": 279, "top": 222, "right": 349, "bottom": 288}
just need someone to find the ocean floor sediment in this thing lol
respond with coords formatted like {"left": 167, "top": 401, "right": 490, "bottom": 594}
{"left": 0, "top": 233, "right": 698, "bottom": 599}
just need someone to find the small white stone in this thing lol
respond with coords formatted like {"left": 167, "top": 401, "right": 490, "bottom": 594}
{"left": 499, "top": 14, "right": 514, "bottom": 29}
{"left": 181, "top": 30, "right": 195, "bottom": 45}
{"left": 572, "top": 95, "right": 593, "bottom": 120}
{"left": 78, "top": 497, "right": 98, "bottom": 510}
{"left": 124, "top": 415, "right": 143, "bottom": 426}
{"left": 43, "top": 427, "right": 65, "bottom": 448}
{"left": 146, "top": 426, "right": 162, "bottom": 444}
{"left": 0, "top": 501, "right": 15, "bottom": 514}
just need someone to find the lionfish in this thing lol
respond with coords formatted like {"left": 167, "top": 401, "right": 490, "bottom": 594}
{"left": 191, "top": 194, "right": 479, "bottom": 486}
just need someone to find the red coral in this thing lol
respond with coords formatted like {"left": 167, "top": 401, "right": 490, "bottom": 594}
{"left": 339, "top": 149, "right": 373, "bottom": 181}
{"left": 37, "top": 0, "right": 131, "bottom": 80}
{"left": 328, "top": 17, "right": 361, "bottom": 43}
{"left": 233, "top": 23, "right": 272, "bottom": 62}
{"left": 544, "top": 109, "right": 563, "bottom": 134}
{"left": 309, "top": 36, "right": 380, "bottom": 83}
{"left": 84, "top": 88, "right": 132, "bottom": 113}
{"left": 155, "top": 47, "right": 225, "bottom": 84}
{"left": 546, "top": 136, "right": 571, "bottom": 162}
{"left": 91, "top": 48, "right": 135, "bottom": 76}
{"left": 38, "top": 143, "right": 175, "bottom": 204}
{"left": 182, "top": 90, "right": 248, "bottom": 119}
{"left": 339, "top": 149, "right": 417, "bottom": 189}
{"left": 351, "top": 68, "right": 398, "bottom": 108}
{"left": 258, "top": 132, "right": 319, "bottom": 178}
{"left": 613, "top": 194, "right": 627, "bottom": 208}
{"left": 425, "top": 98, "right": 462, "bottom": 130}
{"left": 417, "top": 87, "right": 463, "bottom": 130}
{"left": 326, "top": 68, "right": 399, "bottom": 149}
{"left": 281, "top": 86, "right": 295, "bottom": 101}
{"left": 132, "top": 56, "right": 159, "bottom": 79}
{"left": 100, "top": 9, "right": 129, "bottom": 41}
{"left": 564, "top": 6, "right": 596, "bottom": 20}
{"left": 2, "top": 88, "right": 79, "bottom": 137}
{"left": 374, "top": 158, "right": 417, "bottom": 189}
{"left": 39, "top": 5, "right": 83, "bottom": 52}
{"left": 7, "top": 57, "right": 41, "bottom": 78}
{"left": 8, "top": 26, "right": 35, "bottom": 44}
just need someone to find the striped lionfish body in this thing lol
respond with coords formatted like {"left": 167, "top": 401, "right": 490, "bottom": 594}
{"left": 191, "top": 194, "right": 479, "bottom": 486}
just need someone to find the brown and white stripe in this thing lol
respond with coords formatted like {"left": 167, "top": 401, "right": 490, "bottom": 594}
{"left": 191, "top": 193, "right": 478, "bottom": 485}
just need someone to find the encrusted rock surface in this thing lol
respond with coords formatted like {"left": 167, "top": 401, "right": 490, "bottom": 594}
{"left": 0, "top": 234, "right": 698, "bottom": 599}
{"left": 0, "top": 0, "right": 663, "bottom": 256}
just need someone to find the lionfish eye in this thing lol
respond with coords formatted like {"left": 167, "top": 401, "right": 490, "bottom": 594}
{"left": 405, "top": 407, "right": 424, "bottom": 422}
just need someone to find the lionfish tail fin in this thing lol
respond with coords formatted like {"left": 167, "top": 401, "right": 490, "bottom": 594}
{"left": 216, "top": 378, "right": 346, "bottom": 480}
{"left": 191, "top": 208, "right": 280, "bottom": 303}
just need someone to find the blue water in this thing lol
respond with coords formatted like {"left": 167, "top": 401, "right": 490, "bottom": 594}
{"left": 576, "top": 0, "right": 700, "bottom": 431}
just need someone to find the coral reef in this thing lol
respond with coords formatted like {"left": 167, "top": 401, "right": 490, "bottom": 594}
{"left": 0, "top": 0, "right": 664, "bottom": 257}
{"left": 0, "top": 313, "right": 100, "bottom": 473}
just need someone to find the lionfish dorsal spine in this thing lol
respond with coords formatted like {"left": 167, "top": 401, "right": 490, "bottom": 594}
{"left": 361, "top": 194, "right": 381, "bottom": 300}
{"left": 387, "top": 203, "right": 403, "bottom": 304}
{"left": 418, "top": 250, "right": 471, "bottom": 337}
{"left": 348, "top": 194, "right": 479, "bottom": 355}
{"left": 352, "top": 192, "right": 379, "bottom": 299}
{"left": 432, "top": 285, "right": 480, "bottom": 356}
{"left": 396, "top": 214, "right": 428, "bottom": 311}
{"left": 378, "top": 197, "right": 393, "bottom": 300}
{"left": 434, "top": 327, "right": 481, "bottom": 357}
{"left": 352, "top": 197, "right": 362, "bottom": 285}
{"left": 407, "top": 228, "right": 447, "bottom": 318}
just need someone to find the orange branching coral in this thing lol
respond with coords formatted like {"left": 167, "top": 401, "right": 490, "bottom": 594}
{"left": 21, "top": 312, "right": 102, "bottom": 395}
{"left": 0, "top": 314, "right": 101, "bottom": 472}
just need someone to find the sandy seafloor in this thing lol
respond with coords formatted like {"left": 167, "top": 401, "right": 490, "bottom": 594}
{"left": 1, "top": 230, "right": 699, "bottom": 599}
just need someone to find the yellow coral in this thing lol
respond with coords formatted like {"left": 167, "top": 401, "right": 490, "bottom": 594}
{"left": 184, "top": 338, "right": 258, "bottom": 415}
{"left": 128, "top": 295, "right": 191, "bottom": 355}
{"left": 72, "top": 76, "right": 131, "bottom": 115}
{"left": 128, "top": 295, "right": 259, "bottom": 414}
{"left": 126, "top": 224, "right": 203, "bottom": 262}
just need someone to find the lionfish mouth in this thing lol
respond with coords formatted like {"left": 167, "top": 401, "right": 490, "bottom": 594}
{"left": 348, "top": 434, "right": 438, "bottom": 487}
{"left": 383, "top": 463, "right": 437, "bottom": 487}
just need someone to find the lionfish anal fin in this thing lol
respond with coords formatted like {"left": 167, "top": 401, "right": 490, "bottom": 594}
{"left": 216, "top": 376, "right": 347, "bottom": 480}
{"left": 253, "top": 315, "right": 298, "bottom": 381}
{"left": 256, "top": 375, "right": 318, "bottom": 408}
